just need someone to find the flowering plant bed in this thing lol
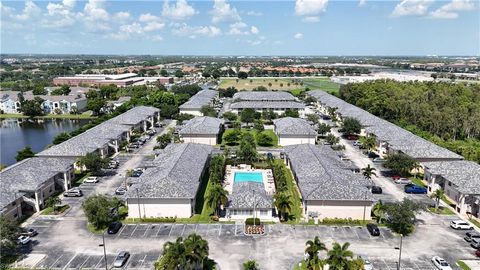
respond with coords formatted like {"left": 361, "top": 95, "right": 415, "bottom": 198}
{"left": 244, "top": 224, "right": 265, "bottom": 235}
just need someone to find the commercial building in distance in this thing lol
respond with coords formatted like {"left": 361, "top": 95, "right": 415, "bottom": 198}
{"left": 178, "top": 116, "right": 223, "bottom": 145}
{"left": 230, "top": 91, "right": 306, "bottom": 117}
{"left": 53, "top": 73, "right": 174, "bottom": 87}
{"left": 179, "top": 90, "right": 218, "bottom": 116}
{"left": 127, "top": 143, "right": 212, "bottom": 218}
{"left": 273, "top": 117, "right": 317, "bottom": 146}
{"left": 284, "top": 144, "right": 373, "bottom": 221}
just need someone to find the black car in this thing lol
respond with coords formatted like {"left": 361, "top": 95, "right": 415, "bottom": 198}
{"left": 371, "top": 186, "right": 383, "bottom": 194}
{"left": 367, "top": 152, "right": 380, "bottom": 159}
{"left": 108, "top": 221, "right": 122, "bottom": 234}
{"left": 366, "top": 223, "right": 380, "bottom": 236}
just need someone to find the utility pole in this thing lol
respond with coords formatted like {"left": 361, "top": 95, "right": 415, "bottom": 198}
{"left": 397, "top": 234, "right": 403, "bottom": 270}
{"left": 99, "top": 232, "right": 108, "bottom": 270}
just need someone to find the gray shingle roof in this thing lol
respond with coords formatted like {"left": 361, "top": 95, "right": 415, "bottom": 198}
{"left": 179, "top": 116, "right": 223, "bottom": 135}
{"left": 422, "top": 160, "right": 480, "bottom": 194}
{"left": 228, "top": 182, "right": 272, "bottom": 209}
{"left": 274, "top": 117, "right": 317, "bottom": 136}
{"left": 179, "top": 90, "right": 218, "bottom": 110}
{"left": 230, "top": 101, "right": 305, "bottom": 110}
{"left": 233, "top": 91, "right": 296, "bottom": 101}
{"left": 285, "top": 144, "right": 372, "bottom": 201}
{"left": 307, "top": 90, "right": 462, "bottom": 160}
{"left": 37, "top": 106, "right": 159, "bottom": 157}
{"left": 128, "top": 143, "right": 212, "bottom": 199}
{"left": 0, "top": 157, "right": 75, "bottom": 209}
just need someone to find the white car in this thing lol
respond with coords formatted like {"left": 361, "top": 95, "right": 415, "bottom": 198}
{"left": 431, "top": 256, "right": 452, "bottom": 270}
{"left": 450, "top": 220, "right": 473, "bottom": 230}
{"left": 394, "top": 178, "right": 412, "bottom": 185}
{"left": 83, "top": 176, "right": 99, "bottom": 183}
{"left": 17, "top": 235, "right": 31, "bottom": 245}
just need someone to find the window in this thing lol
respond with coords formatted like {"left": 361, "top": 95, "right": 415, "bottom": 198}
{"left": 260, "top": 210, "right": 268, "bottom": 216}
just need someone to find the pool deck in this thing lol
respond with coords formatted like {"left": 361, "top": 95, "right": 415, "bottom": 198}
{"left": 224, "top": 164, "right": 276, "bottom": 195}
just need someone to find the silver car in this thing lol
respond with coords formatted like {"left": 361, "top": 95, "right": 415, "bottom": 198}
{"left": 113, "top": 251, "right": 130, "bottom": 268}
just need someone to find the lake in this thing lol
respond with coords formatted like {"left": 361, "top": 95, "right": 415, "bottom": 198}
{"left": 0, "top": 118, "right": 90, "bottom": 166}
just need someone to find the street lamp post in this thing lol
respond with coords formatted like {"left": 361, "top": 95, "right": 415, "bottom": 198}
{"left": 99, "top": 232, "right": 108, "bottom": 270}
{"left": 397, "top": 234, "right": 403, "bottom": 270}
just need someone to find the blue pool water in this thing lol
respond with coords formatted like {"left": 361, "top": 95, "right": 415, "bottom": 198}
{"left": 234, "top": 172, "right": 263, "bottom": 183}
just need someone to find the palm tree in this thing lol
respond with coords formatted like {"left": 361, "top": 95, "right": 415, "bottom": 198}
{"left": 161, "top": 237, "right": 187, "bottom": 270}
{"left": 326, "top": 242, "right": 354, "bottom": 270}
{"left": 430, "top": 189, "right": 445, "bottom": 212}
{"left": 243, "top": 260, "right": 259, "bottom": 270}
{"left": 274, "top": 193, "right": 291, "bottom": 221}
{"left": 361, "top": 165, "right": 376, "bottom": 180}
{"left": 184, "top": 233, "right": 209, "bottom": 269}
{"left": 372, "top": 200, "right": 387, "bottom": 224}
{"left": 45, "top": 196, "right": 62, "bottom": 214}
{"left": 305, "top": 236, "right": 328, "bottom": 270}
{"left": 206, "top": 184, "right": 228, "bottom": 217}
{"left": 359, "top": 135, "right": 376, "bottom": 152}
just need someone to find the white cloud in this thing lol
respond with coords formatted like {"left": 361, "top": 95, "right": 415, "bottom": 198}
{"left": 245, "top": 10, "right": 263, "bottom": 16}
{"left": 172, "top": 23, "right": 221, "bottom": 38}
{"left": 149, "top": 35, "right": 163, "bottom": 41}
{"left": 114, "top": 11, "right": 131, "bottom": 22}
{"left": 139, "top": 13, "right": 159, "bottom": 22}
{"left": 295, "top": 0, "right": 328, "bottom": 22}
{"left": 42, "top": 0, "right": 77, "bottom": 28}
{"left": 391, "top": 0, "right": 434, "bottom": 17}
{"left": 109, "top": 22, "right": 144, "bottom": 40}
{"left": 211, "top": 0, "right": 241, "bottom": 23}
{"left": 138, "top": 13, "right": 165, "bottom": 32}
{"left": 81, "top": 0, "right": 111, "bottom": 32}
{"left": 14, "top": 0, "right": 41, "bottom": 21}
{"left": 294, "top": 33, "right": 303, "bottom": 39}
{"left": 358, "top": 0, "right": 367, "bottom": 7}
{"left": 144, "top": 21, "right": 165, "bottom": 32}
{"left": 250, "top": 26, "right": 259, "bottom": 34}
{"left": 162, "top": 0, "right": 196, "bottom": 21}
{"left": 228, "top": 21, "right": 248, "bottom": 35}
{"left": 429, "top": 0, "right": 476, "bottom": 19}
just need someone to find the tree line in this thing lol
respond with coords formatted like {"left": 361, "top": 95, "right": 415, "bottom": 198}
{"left": 339, "top": 80, "right": 480, "bottom": 163}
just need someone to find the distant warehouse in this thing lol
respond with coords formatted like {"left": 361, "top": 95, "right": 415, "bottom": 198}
{"left": 53, "top": 73, "right": 174, "bottom": 87}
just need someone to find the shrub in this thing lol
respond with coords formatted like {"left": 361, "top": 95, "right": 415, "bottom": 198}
{"left": 245, "top": 217, "right": 260, "bottom": 225}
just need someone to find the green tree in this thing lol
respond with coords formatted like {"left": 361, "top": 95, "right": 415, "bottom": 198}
{"left": 384, "top": 199, "right": 423, "bottom": 235}
{"left": 359, "top": 135, "right": 376, "bottom": 152}
{"left": 384, "top": 153, "right": 417, "bottom": 176}
{"left": 306, "top": 114, "right": 320, "bottom": 125}
{"left": 0, "top": 216, "right": 19, "bottom": 257}
{"left": 219, "top": 87, "right": 237, "bottom": 98}
{"left": 222, "top": 111, "right": 237, "bottom": 122}
{"left": 430, "top": 189, "right": 445, "bottom": 212}
{"left": 184, "top": 233, "right": 210, "bottom": 269}
{"left": 223, "top": 129, "right": 241, "bottom": 145}
{"left": 82, "top": 194, "right": 123, "bottom": 229}
{"left": 78, "top": 152, "right": 108, "bottom": 174}
{"left": 341, "top": 117, "right": 362, "bottom": 135}
{"left": 160, "top": 69, "right": 168, "bottom": 76}
{"left": 256, "top": 131, "right": 274, "bottom": 146}
{"left": 156, "top": 133, "right": 173, "bottom": 149}
{"left": 243, "top": 260, "right": 259, "bottom": 270}
{"left": 284, "top": 109, "right": 299, "bottom": 118}
{"left": 372, "top": 200, "right": 387, "bottom": 223}
{"left": 200, "top": 105, "right": 216, "bottom": 117}
{"left": 53, "top": 132, "right": 72, "bottom": 145}
{"left": 156, "top": 234, "right": 211, "bottom": 270}
{"left": 86, "top": 98, "right": 106, "bottom": 115}
{"left": 326, "top": 242, "right": 354, "bottom": 270}
{"left": 361, "top": 164, "right": 376, "bottom": 180}
{"left": 51, "top": 85, "right": 71, "bottom": 95}
{"left": 238, "top": 71, "right": 248, "bottom": 79}
{"left": 305, "top": 236, "right": 328, "bottom": 270}
{"left": 325, "top": 134, "right": 339, "bottom": 145}
{"left": 32, "top": 86, "right": 47, "bottom": 95}
{"left": 240, "top": 108, "right": 257, "bottom": 124}
{"left": 20, "top": 97, "right": 44, "bottom": 117}
{"left": 45, "top": 196, "right": 62, "bottom": 213}
{"left": 253, "top": 120, "right": 264, "bottom": 132}
{"left": 317, "top": 123, "right": 331, "bottom": 137}
{"left": 274, "top": 193, "right": 291, "bottom": 221}
{"left": 175, "top": 70, "right": 184, "bottom": 78}
{"left": 237, "top": 133, "right": 257, "bottom": 162}
{"left": 206, "top": 184, "right": 228, "bottom": 217}
{"left": 15, "top": 146, "right": 35, "bottom": 161}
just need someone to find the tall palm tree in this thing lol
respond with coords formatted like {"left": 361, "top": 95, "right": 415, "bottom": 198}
{"left": 361, "top": 165, "right": 377, "bottom": 180}
{"left": 372, "top": 200, "right": 387, "bottom": 224}
{"left": 206, "top": 184, "right": 228, "bottom": 217}
{"left": 359, "top": 135, "right": 377, "bottom": 152}
{"left": 274, "top": 193, "right": 291, "bottom": 221}
{"left": 45, "top": 196, "right": 62, "bottom": 213}
{"left": 161, "top": 237, "right": 187, "bottom": 270}
{"left": 326, "top": 242, "right": 354, "bottom": 270}
{"left": 305, "top": 236, "right": 328, "bottom": 270}
{"left": 184, "top": 233, "right": 209, "bottom": 269}
{"left": 430, "top": 189, "right": 445, "bottom": 212}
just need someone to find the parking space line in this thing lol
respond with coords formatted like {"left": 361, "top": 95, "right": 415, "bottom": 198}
{"left": 62, "top": 253, "right": 78, "bottom": 270}
{"left": 78, "top": 255, "right": 90, "bottom": 269}
{"left": 234, "top": 224, "right": 238, "bottom": 235}
{"left": 349, "top": 226, "right": 360, "bottom": 239}
{"left": 49, "top": 254, "right": 64, "bottom": 269}
{"left": 218, "top": 224, "right": 222, "bottom": 236}
{"left": 139, "top": 254, "right": 148, "bottom": 268}
{"left": 168, "top": 224, "right": 173, "bottom": 237}
{"left": 143, "top": 225, "right": 150, "bottom": 237}
{"left": 155, "top": 224, "right": 163, "bottom": 237}
{"left": 181, "top": 224, "right": 186, "bottom": 236}
{"left": 115, "top": 224, "right": 127, "bottom": 239}
{"left": 130, "top": 224, "right": 138, "bottom": 237}
{"left": 95, "top": 256, "right": 105, "bottom": 269}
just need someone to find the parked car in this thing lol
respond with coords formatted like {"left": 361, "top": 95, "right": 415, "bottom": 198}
{"left": 146, "top": 129, "right": 156, "bottom": 136}
{"left": 431, "top": 256, "right": 452, "bottom": 270}
{"left": 131, "top": 171, "right": 143, "bottom": 177}
{"left": 471, "top": 239, "right": 480, "bottom": 249}
{"left": 404, "top": 184, "right": 427, "bottom": 194}
{"left": 373, "top": 158, "right": 385, "bottom": 163}
{"left": 347, "top": 134, "right": 359, "bottom": 140}
{"left": 64, "top": 188, "right": 83, "bottom": 197}
{"left": 115, "top": 186, "right": 127, "bottom": 195}
{"left": 17, "top": 235, "right": 31, "bottom": 245}
{"left": 353, "top": 140, "right": 362, "bottom": 147}
{"left": 391, "top": 175, "right": 401, "bottom": 180}
{"left": 368, "top": 152, "right": 380, "bottom": 159}
{"left": 108, "top": 221, "right": 122, "bottom": 234}
{"left": 366, "top": 223, "right": 380, "bottom": 236}
{"left": 370, "top": 186, "right": 383, "bottom": 194}
{"left": 476, "top": 248, "right": 480, "bottom": 257}
{"left": 394, "top": 178, "right": 412, "bottom": 185}
{"left": 20, "top": 228, "right": 38, "bottom": 237}
{"left": 83, "top": 176, "right": 99, "bottom": 183}
{"left": 465, "top": 232, "right": 480, "bottom": 242}
{"left": 108, "top": 160, "right": 119, "bottom": 169}
{"left": 113, "top": 251, "right": 130, "bottom": 268}
{"left": 450, "top": 220, "right": 473, "bottom": 230}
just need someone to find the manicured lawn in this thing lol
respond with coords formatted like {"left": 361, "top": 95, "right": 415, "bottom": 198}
{"left": 410, "top": 176, "right": 427, "bottom": 187}
{"left": 457, "top": 260, "right": 471, "bottom": 270}
{"left": 469, "top": 218, "right": 480, "bottom": 229}
{"left": 73, "top": 171, "right": 91, "bottom": 187}
{"left": 0, "top": 112, "right": 95, "bottom": 119}
{"left": 219, "top": 78, "right": 303, "bottom": 91}
{"left": 41, "top": 204, "right": 70, "bottom": 215}
{"left": 0, "top": 113, "right": 29, "bottom": 119}
{"left": 274, "top": 159, "right": 303, "bottom": 222}
{"left": 302, "top": 77, "right": 340, "bottom": 93}
{"left": 222, "top": 128, "right": 278, "bottom": 147}
{"left": 428, "top": 207, "right": 455, "bottom": 215}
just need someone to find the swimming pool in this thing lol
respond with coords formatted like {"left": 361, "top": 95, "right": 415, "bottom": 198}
{"left": 234, "top": 172, "right": 263, "bottom": 184}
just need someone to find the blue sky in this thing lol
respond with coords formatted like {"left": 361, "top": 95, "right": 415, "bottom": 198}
{"left": 1, "top": 0, "right": 479, "bottom": 55}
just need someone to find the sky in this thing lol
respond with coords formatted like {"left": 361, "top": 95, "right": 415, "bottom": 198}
{"left": 1, "top": 0, "right": 479, "bottom": 56}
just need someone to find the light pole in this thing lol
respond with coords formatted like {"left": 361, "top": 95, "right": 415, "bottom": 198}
{"left": 362, "top": 189, "right": 368, "bottom": 223}
{"left": 136, "top": 188, "right": 141, "bottom": 221}
{"left": 99, "top": 232, "right": 108, "bottom": 270}
{"left": 395, "top": 234, "right": 403, "bottom": 270}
